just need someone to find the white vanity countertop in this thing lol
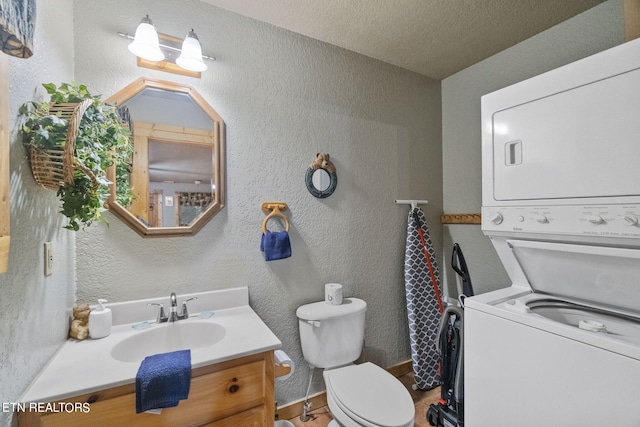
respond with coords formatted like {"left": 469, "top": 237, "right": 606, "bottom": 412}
{"left": 20, "top": 287, "right": 281, "bottom": 403}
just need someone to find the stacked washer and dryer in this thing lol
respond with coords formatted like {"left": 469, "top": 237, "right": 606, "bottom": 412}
{"left": 465, "top": 38, "right": 640, "bottom": 426}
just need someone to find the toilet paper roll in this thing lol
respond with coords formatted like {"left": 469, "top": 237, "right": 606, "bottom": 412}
{"left": 325, "top": 283, "right": 343, "bottom": 305}
{"left": 274, "top": 350, "right": 295, "bottom": 381}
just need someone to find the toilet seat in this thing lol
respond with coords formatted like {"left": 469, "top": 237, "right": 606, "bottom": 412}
{"left": 324, "top": 362, "right": 414, "bottom": 427}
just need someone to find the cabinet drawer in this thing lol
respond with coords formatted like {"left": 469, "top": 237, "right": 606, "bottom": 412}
{"left": 202, "top": 406, "right": 265, "bottom": 427}
{"left": 192, "top": 359, "right": 266, "bottom": 420}
{"left": 28, "top": 359, "right": 267, "bottom": 427}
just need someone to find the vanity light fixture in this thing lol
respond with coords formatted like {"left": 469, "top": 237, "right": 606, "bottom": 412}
{"left": 119, "top": 16, "right": 215, "bottom": 77}
{"left": 127, "top": 15, "right": 164, "bottom": 62}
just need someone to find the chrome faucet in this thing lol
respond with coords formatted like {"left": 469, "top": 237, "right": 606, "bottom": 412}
{"left": 169, "top": 292, "right": 179, "bottom": 322}
{"left": 149, "top": 293, "right": 198, "bottom": 323}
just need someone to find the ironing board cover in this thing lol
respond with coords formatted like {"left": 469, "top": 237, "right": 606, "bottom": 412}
{"left": 404, "top": 207, "right": 441, "bottom": 390}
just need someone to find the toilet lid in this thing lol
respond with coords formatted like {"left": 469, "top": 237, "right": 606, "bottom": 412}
{"left": 325, "top": 363, "right": 414, "bottom": 427}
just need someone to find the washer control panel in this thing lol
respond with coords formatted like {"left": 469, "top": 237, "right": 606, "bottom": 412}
{"left": 482, "top": 205, "right": 640, "bottom": 238}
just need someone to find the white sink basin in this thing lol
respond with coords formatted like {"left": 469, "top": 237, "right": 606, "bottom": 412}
{"left": 111, "top": 321, "right": 226, "bottom": 363}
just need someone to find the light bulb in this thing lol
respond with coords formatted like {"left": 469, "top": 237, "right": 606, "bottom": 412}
{"left": 176, "top": 29, "right": 207, "bottom": 72}
{"left": 128, "top": 15, "right": 164, "bottom": 62}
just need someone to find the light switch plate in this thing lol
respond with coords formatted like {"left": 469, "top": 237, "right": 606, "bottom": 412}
{"left": 44, "top": 242, "right": 53, "bottom": 276}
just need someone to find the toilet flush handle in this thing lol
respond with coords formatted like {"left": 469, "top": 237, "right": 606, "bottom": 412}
{"left": 307, "top": 320, "right": 321, "bottom": 327}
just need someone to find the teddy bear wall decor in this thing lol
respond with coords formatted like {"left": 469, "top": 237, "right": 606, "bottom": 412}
{"left": 306, "top": 153, "right": 337, "bottom": 198}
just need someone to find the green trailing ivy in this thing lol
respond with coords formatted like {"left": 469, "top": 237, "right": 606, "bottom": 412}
{"left": 20, "top": 82, "right": 134, "bottom": 231}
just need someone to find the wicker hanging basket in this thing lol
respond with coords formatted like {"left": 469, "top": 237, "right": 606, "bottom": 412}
{"left": 29, "top": 99, "right": 98, "bottom": 191}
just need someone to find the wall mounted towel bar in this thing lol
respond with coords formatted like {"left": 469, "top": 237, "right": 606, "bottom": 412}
{"left": 261, "top": 202, "right": 290, "bottom": 233}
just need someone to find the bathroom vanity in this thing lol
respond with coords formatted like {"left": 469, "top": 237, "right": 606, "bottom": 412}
{"left": 17, "top": 288, "right": 284, "bottom": 426}
{"left": 19, "top": 351, "right": 275, "bottom": 426}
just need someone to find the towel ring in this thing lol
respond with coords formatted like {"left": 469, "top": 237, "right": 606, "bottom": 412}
{"left": 261, "top": 202, "right": 290, "bottom": 233}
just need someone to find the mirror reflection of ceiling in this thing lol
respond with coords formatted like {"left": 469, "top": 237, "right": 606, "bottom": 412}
{"left": 126, "top": 88, "right": 212, "bottom": 129}
{"left": 199, "top": 0, "right": 605, "bottom": 79}
{"left": 148, "top": 141, "right": 213, "bottom": 184}
{"left": 125, "top": 88, "right": 214, "bottom": 185}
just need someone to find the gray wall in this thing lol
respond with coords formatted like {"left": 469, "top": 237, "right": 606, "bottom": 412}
{"left": 72, "top": 0, "right": 442, "bottom": 406}
{"left": 0, "top": 1, "right": 76, "bottom": 425}
{"left": 440, "top": 0, "right": 625, "bottom": 297}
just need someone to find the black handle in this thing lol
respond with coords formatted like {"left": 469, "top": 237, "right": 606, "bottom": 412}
{"left": 451, "top": 243, "right": 474, "bottom": 298}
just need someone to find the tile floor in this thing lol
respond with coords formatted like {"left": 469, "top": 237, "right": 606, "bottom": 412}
{"left": 287, "top": 372, "right": 441, "bottom": 427}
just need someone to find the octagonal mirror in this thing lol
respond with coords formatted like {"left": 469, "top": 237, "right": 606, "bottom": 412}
{"left": 106, "top": 78, "right": 225, "bottom": 237}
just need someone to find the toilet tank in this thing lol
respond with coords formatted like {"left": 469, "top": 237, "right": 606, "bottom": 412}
{"left": 296, "top": 298, "right": 366, "bottom": 369}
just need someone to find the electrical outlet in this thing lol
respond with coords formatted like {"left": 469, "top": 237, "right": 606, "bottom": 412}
{"left": 44, "top": 242, "right": 53, "bottom": 276}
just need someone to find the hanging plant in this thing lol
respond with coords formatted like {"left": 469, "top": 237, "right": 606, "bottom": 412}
{"left": 19, "top": 82, "right": 134, "bottom": 231}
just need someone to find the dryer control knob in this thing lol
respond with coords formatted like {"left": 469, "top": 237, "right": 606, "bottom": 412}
{"left": 534, "top": 214, "right": 548, "bottom": 224}
{"left": 489, "top": 213, "right": 503, "bottom": 225}
{"left": 622, "top": 215, "right": 639, "bottom": 226}
{"left": 588, "top": 215, "right": 604, "bottom": 225}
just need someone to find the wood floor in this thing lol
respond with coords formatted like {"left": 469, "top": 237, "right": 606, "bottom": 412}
{"left": 286, "top": 372, "right": 441, "bottom": 427}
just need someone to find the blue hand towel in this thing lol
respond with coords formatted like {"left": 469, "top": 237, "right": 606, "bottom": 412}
{"left": 135, "top": 349, "right": 191, "bottom": 414}
{"left": 260, "top": 230, "right": 292, "bottom": 261}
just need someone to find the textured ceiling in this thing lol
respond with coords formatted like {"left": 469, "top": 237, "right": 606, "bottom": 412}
{"left": 199, "top": 0, "right": 605, "bottom": 79}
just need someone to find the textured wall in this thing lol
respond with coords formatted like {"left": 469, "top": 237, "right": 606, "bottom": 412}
{"left": 0, "top": 0, "right": 627, "bottom": 419}
{"left": 72, "top": 0, "right": 442, "bottom": 405}
{"left": 0, "top": 0, "right": 76, "bottom": 425}
{"left": 440, "top": 0, "right": 625, "bottom": 297}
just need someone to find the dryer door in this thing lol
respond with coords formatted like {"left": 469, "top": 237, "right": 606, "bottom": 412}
{"left": 492, "top": 67, "right": 640, "bottom": 202}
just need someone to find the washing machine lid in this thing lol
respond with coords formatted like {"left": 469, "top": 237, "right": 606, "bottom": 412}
{"left": 506, "top": 239, "right": 640, "bottom": 315}
{"left": 325, "top": 363, "right": 414, "bottom": 427}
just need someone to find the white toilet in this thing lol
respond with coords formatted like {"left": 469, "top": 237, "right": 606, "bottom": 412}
{"left": 296, "top": 298, "right": 415, "bottom": 427}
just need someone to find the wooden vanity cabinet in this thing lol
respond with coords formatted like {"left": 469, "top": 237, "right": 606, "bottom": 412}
{"left": 18, "top": 351, "right": 276, "bottom": 427}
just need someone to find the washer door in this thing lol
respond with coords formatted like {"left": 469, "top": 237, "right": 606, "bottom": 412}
{"left": 325, "top": 363, "right": 414, "bottom": 427}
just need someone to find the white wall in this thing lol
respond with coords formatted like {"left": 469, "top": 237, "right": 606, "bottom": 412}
{"left": 440, "top": 0, "right": 625, "bottom": 297}
{"left": 72, "top": 0, "right": 442, "bottom": 406}
{"left": 0, "top": 1, "right": 76, "bottom": 425}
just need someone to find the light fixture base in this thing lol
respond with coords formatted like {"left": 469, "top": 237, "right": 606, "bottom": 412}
{"left": 137, "top": 56, "right": 202, "bottom": 79}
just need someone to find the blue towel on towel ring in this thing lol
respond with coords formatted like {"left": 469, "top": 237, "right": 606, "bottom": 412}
{"left": 260, "top": 230, "right": 292, "bottom": 261}
{"left": 135, "top": 349, "right": 191, "bottom": 413}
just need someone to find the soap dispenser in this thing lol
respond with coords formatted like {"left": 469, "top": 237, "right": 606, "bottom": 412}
{"left": 89, "top": 299, "right": 112, "bottom": 339}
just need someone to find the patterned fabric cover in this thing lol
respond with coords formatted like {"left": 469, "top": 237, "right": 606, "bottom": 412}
{"left": 404, "top": 207, "right": 441, "bottom": 390}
